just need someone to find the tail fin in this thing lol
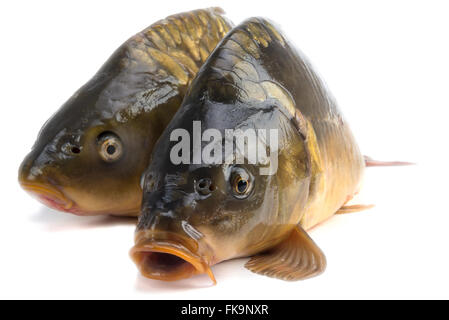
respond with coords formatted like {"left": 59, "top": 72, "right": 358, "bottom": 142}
{"left": 364, "top": 155, "right": 414, "bottom": 167}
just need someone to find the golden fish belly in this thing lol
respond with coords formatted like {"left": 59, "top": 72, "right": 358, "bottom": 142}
{"left": 300, "top": 116, "right": 365, "bottom": 230}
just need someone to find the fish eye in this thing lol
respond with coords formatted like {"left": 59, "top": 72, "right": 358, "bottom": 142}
{"left": 236, "top": 178, "right": 248, "bottom": 193}
{"left": 230, "top": 167, "right": 253, "bottom": 199}
{"left": 97, "top": 132, "right": 123, "bottom": 162}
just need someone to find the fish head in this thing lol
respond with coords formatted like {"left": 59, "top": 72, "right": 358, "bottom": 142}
{"left": 131, "top": 96, "right": 311, "bottom": 282}
{"left": 18, "top": 46, "right": 176, "bottom": 216}
{"left": 132, "top": 161, "right": 273, "bottom": 283}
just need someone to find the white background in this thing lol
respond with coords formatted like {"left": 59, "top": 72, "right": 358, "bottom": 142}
{"left": 1, "top": 0, "right": 448, "bottom": 299}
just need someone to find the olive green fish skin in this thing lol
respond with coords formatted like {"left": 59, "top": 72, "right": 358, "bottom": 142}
{"left": 134, "top": 18, "right": 364, "bottom": 279}
{"left": 18, "top": 8, "right": 233, "bottom": 216}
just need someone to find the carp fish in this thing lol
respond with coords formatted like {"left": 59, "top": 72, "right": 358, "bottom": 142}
{"left": 130, "top": 17, "right": 366, "bottom": 283}
{"left": 18, "top": 8, "right": 233, "bottom": 216}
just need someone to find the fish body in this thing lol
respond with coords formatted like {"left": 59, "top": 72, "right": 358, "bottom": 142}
{"left": 18, "top": 8, "right": 232, "bottom": 216}
{"left": 131, "top": 18, "right": 364, "bottom": 282}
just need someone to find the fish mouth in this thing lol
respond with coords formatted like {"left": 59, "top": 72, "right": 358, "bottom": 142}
{"left": 19, "top": 182, "right": 79, "bottom": 214}
{"left": 130, "top": 232, "right": 216, "bottom": 284}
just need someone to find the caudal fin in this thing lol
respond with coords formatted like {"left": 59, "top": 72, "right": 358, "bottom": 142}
{"left": 364, "top": 155, "right": 414, "bottom": 167}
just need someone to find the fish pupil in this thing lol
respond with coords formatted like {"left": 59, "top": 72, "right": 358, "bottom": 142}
{"left": 237, "top": 179, "right": 248, "bottom": 193}
{"left": 107, "top": 145, "right": 116, "bottom": 155}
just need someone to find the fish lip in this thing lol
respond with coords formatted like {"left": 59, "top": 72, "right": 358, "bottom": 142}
{"left": 130, "top": 231, "right": 216, "bottom": 284}
{"left": 19, "top": 182, "right": 77, "bottom": 214}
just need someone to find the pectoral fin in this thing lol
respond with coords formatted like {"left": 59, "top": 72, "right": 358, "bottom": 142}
{"left": 244, "top": 225, "right": 326, "bottom": 281}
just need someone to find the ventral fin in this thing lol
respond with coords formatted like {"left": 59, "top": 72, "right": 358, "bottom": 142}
{"left": 244, "top": 225, "right": 326, "bottom": 281}
{"left": 336, "top": 204, "right": 375, "bottom": 214}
